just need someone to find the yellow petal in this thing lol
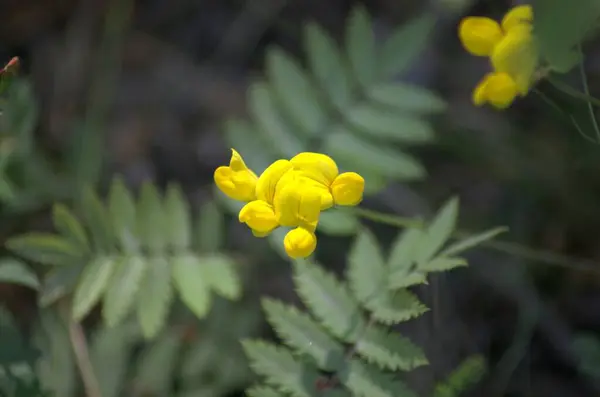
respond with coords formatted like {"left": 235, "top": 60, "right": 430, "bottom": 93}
{"left": 276, "top": 171, "right": 333, "bottom": 210}
{"left": 472, "top": 74, "right": 492, "bottom": 106}
{"left": 274, "top": 181, "right": 321, "bottom": 230}
{"left": 490, "top": 24, "right": 537, "bottom": 95}
{"left": 290, "top": 152, "right": 339, "bottom": 186}
{"left": 458, "top": 17, "right": 503, "bottom": 57}
{"left": 331, "top": 172, "right": 365, "bottom": 206}
{"left": 283, "top": 227, "right": 317, "bottom": 259}
{"left": 501, "top": 5, "right": 533, "bottom": 32}
{"left": 214, "top": 166, "right": 257, "bottom": 202}
{"left": 239, "top": 200, "right": 279, "bottom": 233}
{"left": 256, "top": 159, "right": 293, "bottom": 204}
{"left": 473, "top": 72, "right": 518, "bottom": 109}
{"left": 229, "top": 149, "right": 251, "bottom": 172}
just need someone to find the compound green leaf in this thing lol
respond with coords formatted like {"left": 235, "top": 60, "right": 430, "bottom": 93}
{"left": 262, "top": 298, "right": 345, "bottom": 371}
{"left": 346, "top": 5, "right": 376, "bottom": 88}
{"left": 108, "top": 176, "right": 138, "bottom": 253}
{"left": 365, "top": 289, "right": 428, "bottom": 325}
{"left": 420, "top": 257, "right": 467, "bottom": 273}
{"left": 415, "top": 197, "right": 458, "bottom": 265}
{"left": 137, "top": 257, "right": 173, "bottom": 339}
{"left": 355, "top": 325, "right": 428, "bottom": 371}
{"left": 38, "top": 265, "right": 84, "bottom": 307}
{"left": 379, "top": 13, "right": 436, "bottom": 79}
{"left": 367, "top": 83, "right": 446, "bottom": 114}
{"left": 346, "top": 105, "right": 435, "bottom": 143}
{"left": 242, "top": 340, "right": 321, "bottom": 397}
{"left": 339, "top": 359, "right": 417, "bottom": 397}
{"left": 317, "top": 208, "right": 360, "bottom": 236}
{"left": 246, "top": 385, "right": 283, "bottom": 397}
{"left": 196, "top": 199, "right": 223, "bottom": 252}
{"left": 199, "top": 253, "right": 241, "bottom": 300}
{"left": 81, "top": 186, "right": 116, "bottom": 253}
{"left": 388, "top": 228, "right": 427, "bottom": 290}
{"left": 323, "top": 127, "right": 425, "bottom": 180}
{"left": 134, "top": 330, "right": 182, "bottom": 396}
{"left": 164, "top": 183, "right": 191, "bottom": 251}
{"left": 433, "top": 355, "right": 486, "bottom": 397}
{"left": 72, "top": 256, "right": 118, "bottom": 322}
{"left": 0, "top": 258, "right": 39, "bottom": 289}
{"left": 293, "top": 259, "right": 364, "bottom": 342}
{"left": 439, "top": 227, "right": 507, "bottom": 257}
{"left": 266, "top": 49, "right": 326, "bottom": 137}
{"left": 137, "top": 182, "right": 166, "bottom": 254}
{"left": 102, "top": 256, "right": 147, "bottom": 327}
{"left": 172, "top": 254, "right": 211, "bottom": 319}
{"left": 249, "top": 81, "right": 305, "bottom": 158}
{"left": 348, "top": 229, "right": 387, "bottom": 304}
{"left": 6, "top": 233, "right": 84, "bottom": 266}
{"left": 305, "top": 23, "right": 353, "bottom": 109}
{"left": 52, "top": 203, "right": 89, "bottom": 251}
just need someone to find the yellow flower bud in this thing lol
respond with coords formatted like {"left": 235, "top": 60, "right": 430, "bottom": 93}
{"left": 331, "top": 172, "right": 365, "bottom": 206}
{"left": 472, "top": 72, "right": 518, "bottom": 109}
{"left": 290, "top": 152, "right": 339, "bottom": 186}
{"left": 214, "top": 149, "right": 258, "bottom": 202}
{"left": 238, "top": 200, "right": 278, "bottom": 235}
{"left": 458, "top": 17, "right": 503, "bottom": 57}
{"left": 501, "top": 5, "right": 533, "bottom": 33}
{"left": 283, "top": 227, "right": 317, "bottom": 259}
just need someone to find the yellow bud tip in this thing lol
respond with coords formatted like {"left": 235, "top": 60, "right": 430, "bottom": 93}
{"left": 238, "top": 200, "right": 279, "bottom": 233}
{"left": 283, "top": 227, "right": 317, "bottom": 259}
{"left": 501, "top": 5, "right": 533, "bottom": 32}
{"left": 458, "top": 16, "right": 503, "bottom": 57}
{"left": 331, "top": 172, "right": 365, "bottom": 206}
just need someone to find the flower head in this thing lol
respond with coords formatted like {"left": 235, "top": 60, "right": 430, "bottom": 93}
{"left": 214, "top": 149, "right": 258, "bottom": 202}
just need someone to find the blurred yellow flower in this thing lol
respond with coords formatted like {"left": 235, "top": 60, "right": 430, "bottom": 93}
{"left": 458, "top": 4, "right": 537, "bottom": 109}
{"left": 214, "top": 149, "right": 365, "bottom": 258}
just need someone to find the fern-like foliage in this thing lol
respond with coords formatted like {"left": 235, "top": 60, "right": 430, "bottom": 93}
{"left": 5, "top": 177, "right": 241, "bottom": 338}
{"left": 433, "top": 355, "right": 486, "bottom": 397}
{"left": 243, "top": 198, "right": 493, "bottom": 397}
{"left": 215, "top": 5, "right": 446, "bottom": 244}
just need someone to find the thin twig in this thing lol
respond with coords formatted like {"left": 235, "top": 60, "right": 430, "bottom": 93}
{"left": 68, "top": 319, "right": 102, "bottom": 397}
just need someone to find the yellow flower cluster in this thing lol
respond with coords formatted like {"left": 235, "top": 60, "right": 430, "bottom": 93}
{"left": 458, "top": 5, "right": 537, "bottom": 109}
{"left": 214, "top": 150, "right": 365, "bottom": 259}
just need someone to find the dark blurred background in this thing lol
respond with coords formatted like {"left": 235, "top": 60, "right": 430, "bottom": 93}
{"left": 2, "top": 0, "right": 600, "bottom": 396}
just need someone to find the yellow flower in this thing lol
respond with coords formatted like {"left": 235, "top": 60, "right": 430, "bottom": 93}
{"left": 283, "top": 227, "right": 317, "bottom": 258}
{"left": 331, "top": 172, "right": 365, "bottom": 206}
{"left": 238, "top": 200, "right": 278, "bottom": 235}
{"left": 501, "top": 5, "right": 533, "bottom": 32}
{"left": 458, "top": 17, "right": 503, "bottom": 57}
{"left": 472, "top": 72, "right": 518, "bottom": 109}
{"left": 274, "top": 179, "right": 322, "bottom": 230}
{"left": 255, "top": 159, "right": 294, "bottom": 204}
{"left": 289, "top": 152, "right": 338, "bottom": 186}
{"left": 214, "top": 149, "right": 258, "bottom": 202}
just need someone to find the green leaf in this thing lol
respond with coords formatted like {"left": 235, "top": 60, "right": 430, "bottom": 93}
{"left": 199, "top": 253, "right": 241, "bottom": 300}
{"left": 415, "top": 197, "right": 458, "bottom": 265}
{"left": 339, "top": 359, "right": 417, "bottom": 397}
{"left": 134, "top": 330, "right": 182, "bottom": 396}
{"left": 355, "top": 325, "right": 428, "bottom": 371}
{"left": 246, "top": 385, "right": 284, "bottom": 397}
{"left": 305, "top": 23, "right": 352, "bottom": 109}
{"left": 172, "top": 254, "right": 211, "bottom": 319}
{"left": 72, "top": 256, "right": 118, "bottom": 321}
{"left": 108, "top": 176, "right": 138, "bottom": 253}
{"left": 80, "top": 186, "right": 115, "bottom": 252}
{"left": 0, "top": 258, "right": 39, "bottom": 289}
{"left": 365, "top": 289, "right": 428, "bottom": 325}
{"left": 102, "top": 256, "right": 148, "bottom": 327}
{"left": 242, "top": 340, "right": 321, "bottom": 397}
{"left": 439, "top": 227, "right": 508, "bottom": 257}
{"left": 347, "top": 229, "right": 387, "bottom": 303}
{"left": 164, "top": 183, "right": 191, "bottom": 250}
{"left": 317, "top": 209, "right": 360, "bottom": 236}
{"left": 266, "top": 49, "right": 326, "bottom": 137}
{"left": 262, "top": 298, "right": 345, "bottom": 371}
{"left": 367, "top": 83, "right": 446, "bottom": 114}
{"left": 223, "top": 119, "right": 274, "bottom": 172}
{"left": 434, "top": 355, "right": 486, "bottom": 397}
{"left": 137, "top": 257, "right": 173, "bottom": 339}
{"left": 196, "top": 199, "right": 223, "bottom": 252}
{"left": 249, "top": 82, "right": 304, "bottom": 158}
{"left": 346, "top": 5, "right": 376, "bottom": 88}
{"left": 346, "top": 105, "right": 435, "bottom": 143}
{"left": 388, "top": 228, "right": 427, "bottom": 290}
{"left": 379, "top": 13, "right": 436, "bottom": 78}
{"left": 137, "top": 182, "right": 166, "bottom": 254}
{"left": 533, "top": 0, "right": 600, "bottom": 73}
{"left": 52, "top": 204, "right": 89, "bottom": 251}
{"left": 420, "top": 257, "right": 467, "bottom": 273}
{"left": 293, "top": 259, "right": 364, "bottom": 342}
{"left": 323, "top": 127, "right": 425, "bottom": 180}
{"left": 38, "top": 265, "right": 84, "bottom": 307}
{"left": 6, "top": 233, "right": 84, "bottom": 266}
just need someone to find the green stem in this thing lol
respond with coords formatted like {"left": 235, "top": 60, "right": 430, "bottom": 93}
{"left": 547, "top": 76, "right": 600, "bottom": 108}
{"left": 349, "top": 207, "right": 600, "bottom": 274}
